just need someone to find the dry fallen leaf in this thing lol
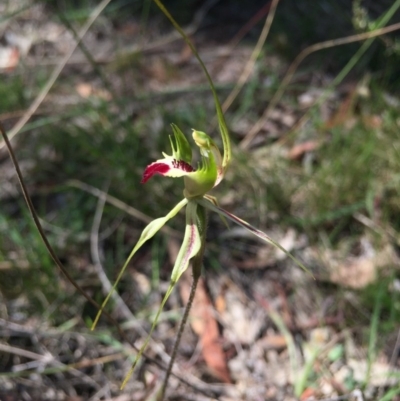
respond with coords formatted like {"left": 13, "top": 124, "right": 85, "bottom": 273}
{"left": 220, "top": 279, "right": 264, "bottom": 345}
{"left": 330, "top": 257, "right": 376, "bottom": 289}
{"left": 288, "top": 140, "right": 321, "bottom": 160}
{"left": 362, "top": 114, "right": 382, "bottom": 129}
{"left": 300, "top": 387, "right": 317, "bottom": 400}
{"left": 308, "top": 238, "right": 398, "bottom": 289}
{"left": 75, "top": 83, "right": 112, "bottom": 100}
{"left": 323, "top": 82, "right": 358, "bottom": 130}
{"left": 0, "top": 46, "right": 19, "bottom": 71}
{"left": 179, "top": 273, "right": 231, "bottom": 383}
{"left": 260, "top": 334, "right": 287, "bottom": 350}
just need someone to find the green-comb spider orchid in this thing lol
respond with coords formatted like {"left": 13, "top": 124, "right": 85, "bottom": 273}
{"left": 92, "top": 121, "right": 310, "bottom": 390}
{"left": 141, "top": 126, "right": 223, "bottom": 199}
{"left": 91, "top": 0, "right": 311, "bottom": 392}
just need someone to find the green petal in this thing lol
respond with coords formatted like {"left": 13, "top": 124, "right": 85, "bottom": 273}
{"left": 120, "top": 201, "right": 201, "bottom": 389}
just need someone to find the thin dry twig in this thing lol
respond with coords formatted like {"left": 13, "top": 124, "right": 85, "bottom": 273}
{"left": 317, "top": 389, "right": 365, "bottom": 401}
{"left": 89, "top": 183, "right": 173, "bottom": 367}
{"left": 0, "top": 342, "right": 46, "bottom": 361}
{"left": 354, "top": 212, "right": 400, "bottom": 245}
{"left": 68, "top": 179, "right": 181, "bottom": 239}
{"left": 0, "top": 339, "right": 101, "bottom": 390}
{"left": 221, "top": 0, "right": 280, "bottom": 114}
{"left": 0, "top": 123, "right": 127, "bottom": 339}
{"left": 388, "top": 328, "right": 400, "bottom": 370}
{"left": 378, "top": 328, "right": 400, "bottom": 398}
{"left": 0, "top": 0, "right": 112, "bottom": 150}
{"left": 90, "top": 182, "right": 136, "bottom": 322}
{"left": 0, "top": 260, "right": 29, "bottom": 270}
{"left": 77, "top": 0, "right": 219, "bottom": 77}
{"left": 0, "top": 318, "right": 80, "bottom": 339}
{"left": 239, "top": 21, "right": 400, "bottom": 149}
{"left": 1, "top": 339, "right": 124, "bottom": 373}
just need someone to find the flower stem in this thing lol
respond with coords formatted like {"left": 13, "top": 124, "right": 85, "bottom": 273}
{"left": 160, "top": 273, "right": 200, "bottom": 401}
{"left": 160, "top": 205, "right": 207, "bottom": 400}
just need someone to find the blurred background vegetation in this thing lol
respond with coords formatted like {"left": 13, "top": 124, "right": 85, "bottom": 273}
{"left": 0, "top": 0, "right": 400, "bottom": 399}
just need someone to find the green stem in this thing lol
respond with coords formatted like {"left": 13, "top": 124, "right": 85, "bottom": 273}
{"left": 160, "top": 273, "right": 200, "bottom": 401}
{"left": 160, "top": 205, "right": 207, "bottom": 400}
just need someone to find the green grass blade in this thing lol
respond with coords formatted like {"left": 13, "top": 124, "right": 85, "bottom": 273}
{"left": 379, "top": 387, "right": 400, "bottom": 401}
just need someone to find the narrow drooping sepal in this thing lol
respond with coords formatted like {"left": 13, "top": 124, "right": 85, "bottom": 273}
{"left": 120, "top": 201, "right": 201, "bottom": 389}
{"left": 198, "top": 198, "right": 314, "bottom": 277}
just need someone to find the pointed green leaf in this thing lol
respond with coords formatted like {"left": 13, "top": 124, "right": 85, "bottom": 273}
{"left": 91, "top": 197, "right": 188, "bottom": 330}
{"left": 198, "top": 199, "right": 314, "bottom": 277}
{"left": 120, "top": 201, "right": 201, "bottom": 389}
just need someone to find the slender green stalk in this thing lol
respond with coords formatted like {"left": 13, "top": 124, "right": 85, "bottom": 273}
{"left": 331, "top": 0, "right": 400, "bottom": 89}
{"left": 160, "top": 274, "right": 200, "bottom": 401}
{"left": 160, "top": 205, "right": 207, "bottom": 400}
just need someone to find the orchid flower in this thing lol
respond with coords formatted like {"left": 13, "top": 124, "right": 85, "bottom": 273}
{"left": 92, "top": 122, "right": 310, "bottom": 388}
{"left": 91, "top": 0, "right": 311, "bottom": 390}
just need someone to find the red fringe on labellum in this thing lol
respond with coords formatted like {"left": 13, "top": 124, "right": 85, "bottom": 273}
{"left": 141, "top": 159, "right": 194, "bottom": 183}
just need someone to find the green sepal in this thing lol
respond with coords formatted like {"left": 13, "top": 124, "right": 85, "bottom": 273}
{"left": 120, "top": 201, "right": 201, "bottom": 389}
{"left": 91, "top": 197, "right": 188, "bottom": 331}
{"left": 153, "top": 0, "right": 231, "bottom": 174}
{"left": 169, "top": 123, "right": 192, "bottom": 163}
{"left": 198, "top": 198, "right": 314, "bottom": 278}
{"left": 170, "top": 201, "right": 201, "bottom": 282}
